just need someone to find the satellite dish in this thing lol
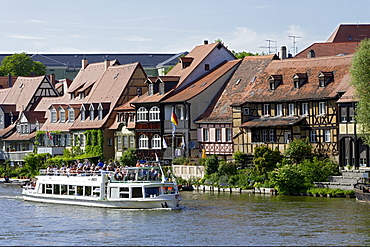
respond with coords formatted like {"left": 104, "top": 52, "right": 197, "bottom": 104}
{"left": 188, "top": 141, "right": 196, "bottom": 149}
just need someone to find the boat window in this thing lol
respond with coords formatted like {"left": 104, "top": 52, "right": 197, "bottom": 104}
{"left": 46, "top": 184, "right": 53, "bottom": 194}
{"left": 85, "top": 186, "right": 92, "bottom": 196}
{"left": 53, "top": 184, "right": 60, "bottom": 195}
{"left": 119, "top": 187, "right": 129, "bottom": 198}
{"left": 69, "top": 185, "right": 76, "bottom": 195}
{"left": 132, "top": 187, "right": 143, "bottom": 198}
{"left": 40, "top": 184, "right": 45, "bottom": 194}
{"left": 93, "top": 187, "right": 100, "bottom": 197}
{"left": 145, "top": 187, "right": 160, "bottom": 198}
{"left": 61, "top": 185, "right": 68, "bottom": 195}
{"left": 77, "top": 186, "right": 83, "bottom": 196}
{"left": 163, "top": 186, "right": 175, "bottom": 194}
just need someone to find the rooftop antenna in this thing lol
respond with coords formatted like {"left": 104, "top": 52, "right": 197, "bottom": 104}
{"left": 260, "top": 39, "right": 277, "bottom": 55}
{"left": 289, "top": 35, "right": 301, "bottom": 56}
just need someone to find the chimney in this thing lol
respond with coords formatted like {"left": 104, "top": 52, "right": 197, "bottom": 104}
{"left": 280, "top": 46, "right": 287, "bottom": 59}
{"left": 8, "top": 74, "right": 12, "bottom": 88}
{"left": 204, "top": 40, "right": 209, "bottom": 45}
{"left": 105, "top": 59, "right": 110, "bottom": 70}
{"left": 49, "top": 74, "right": 56, "bottom": 88}
{"left": 308, "top": 49, "right": 315, "bottom": 58}
{"left": 82, "top": 58, "right": 88, "bottom": 69}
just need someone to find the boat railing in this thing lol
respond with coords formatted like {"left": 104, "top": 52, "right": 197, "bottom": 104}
{"left": 39, "top": 169, "right": 104, "bottom": 177}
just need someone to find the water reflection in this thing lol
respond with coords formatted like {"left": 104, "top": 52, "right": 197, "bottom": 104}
{"left": 2, "top": 186, "right": 370, "bottom": 246}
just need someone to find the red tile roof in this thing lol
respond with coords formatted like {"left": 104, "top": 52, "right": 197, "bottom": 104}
{"left": 196, "top": 55, "right": 276, "bottom": 123}
{"left": 240, "top": 117, "right": 305, "bottom": 128}
{"left": 235, "top": 55, "right": 352, "bottom": 104}
{"left": 295, "top": 42, "right": 358, "bottom": 58}
{"left": 326, "top": 24, "right": 370, "bottom": 43}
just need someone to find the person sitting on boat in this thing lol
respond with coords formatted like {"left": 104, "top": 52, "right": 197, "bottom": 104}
{"left": 60, "top": 165, "right": 67, "bottom": 173}
{"left": 150, "top": 168, "right": 158, "bottom": 180}
{"left": 77, "top": 160, "right": 83, "bottom": 169}
{"left": 94, "top": 165, "right": 101, "bottom": 172}
{"left": 97, "top": 160, "right": 104, "bottom": 168}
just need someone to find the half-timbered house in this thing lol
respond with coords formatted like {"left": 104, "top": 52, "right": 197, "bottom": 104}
{"left": 232, "top": 54, "right": 353, "bottom": 162}
{"left": 195, "top": 55, "right": 276, "bottom": 160}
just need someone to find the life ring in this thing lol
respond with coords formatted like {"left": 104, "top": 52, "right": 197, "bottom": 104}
{"left": 114, "top": 172, "right": 123, "bottom": 181}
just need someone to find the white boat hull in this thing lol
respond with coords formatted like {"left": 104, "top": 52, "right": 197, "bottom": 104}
{"left": 23, "top": 192, "right": 181, "bottom": 209}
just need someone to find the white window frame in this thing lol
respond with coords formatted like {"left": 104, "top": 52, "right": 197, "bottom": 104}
{"left": 215, "top": 129, "right": 221, "bottom": 142}
{"left": 81, "top": 110, "right": 85, "bottom": 121}
{"left": 51, "top": 109, "right": 57, "bottom": 123}
{"left": 151, "top": 134, "right": 162, "bottom": 149}
{"left": 138, "top": 134, "right": 149, "bottom": 149}
{"left": 360, "top": 158, "right": 367, "bottom": 167}
{"left": 263, "top": 104, "right": 270, "bottom": 116}
{"left": 60, "top": 109, "right": 66, "bottom": 123}
{"left": 262, "top": 129, "right": 268, "bottom": 142}
{"left": 90, "top": 109, "right": 94, "bottom": 121}
{"left": 69, "top": 109, "right": 75, "bottom": 123}
{"left": 176, "top": 105, "right": 186, "bottom": 120}
{"left": 203, "top": 128, "right": 209, "bottom": 142}
{"left": 319, "top": 102, "right": 326, "bottom": 115}
{"left": 288, "top": 103, "right": 295, "bottom": 116}
{"left": 324, "top": 129, "right": 331, "bottom": 142}
{"left": 302, "top": 103, "right": 309, "bottom": 116}
{"left": 137, "top": 107, "right": 148, "bottom": 122}
{"left": 269, "top": 129, "right": 275, "bottom": 142}
{"left": 276, "top": 104, "right": 283, "bottom": 116}
{"left": 226, "top": 128, "right": 232, "bottom": 142}
{"left": 310, "top": 130, "right": 317, "bottom": 143}
{"left": 149, "top": 106, "right": 160, "bottom": 121}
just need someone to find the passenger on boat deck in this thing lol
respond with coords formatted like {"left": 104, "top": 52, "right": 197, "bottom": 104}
{"left": 77, "top": 160, "right": 83, "bottom": 169}
{"left": 94, "top": 165, "right": 101, "bottom": 171}
{"left": 91, "top": 164, "right": 96, "bottom": 171}
{"left": 101, "top": 164, "right": 107, "bottom": 171}
{"left": 97, "top": 160, "right": 104, "bottom": 168}
{"left": 84, "top": 159, "right": 91, "bottom": 166}
{"left": 150, "top": 169, "right": 158, "bottom": 180}
{"left": 60, "top": 165, "right": 66, "bottom": 173}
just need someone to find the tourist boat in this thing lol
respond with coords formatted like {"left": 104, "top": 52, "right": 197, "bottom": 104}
{"left": 22, "top": 166, "right": 182, "bottom": 209}
{"left": 354, "top": 182, "right": 370, "bottom": 203}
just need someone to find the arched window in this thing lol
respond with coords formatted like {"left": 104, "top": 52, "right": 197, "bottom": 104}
{"left": 151, "top": 134, "right": 161, "bottom": 149}
{"left": 137, "top": 107, "right": 148, "bottom": 122}
{"left": 149, "top": 106, "right": 160, "bottom": 121}
{"left": 138, "top": 134, "right": 149, "bottom": 149}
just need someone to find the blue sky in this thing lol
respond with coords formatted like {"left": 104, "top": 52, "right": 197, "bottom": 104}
{"left": 0, "top": 0, "right": 368, "bottom": 55}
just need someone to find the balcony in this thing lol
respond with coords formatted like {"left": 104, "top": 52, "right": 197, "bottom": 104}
{"left": 1, "top": 150, "right": 33, "bottom": 161}
{"left": 37, "top": 146, "right": 65, "bottom": 156}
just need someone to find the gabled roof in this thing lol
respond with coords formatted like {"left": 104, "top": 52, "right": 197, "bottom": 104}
{"left": 197, "top": 55, "right": 276, "bottom": 123}
{"left": 2, "top": 76, "right": 51, "bottom": 111}
{"left": 295, "top": 42, "right": 359, "bottom": 58}
{"left": 235, "top": 55, "right": 352, "bottom": 104}
{"left": 337, "top": 85, "right": 356, "bottom": 103}
{"left": 326, "top": 24, "right": 370, "bottom": 43}
{"left": 22, "top": 111, "right": 46, "bottom": 123}
{"left": 162, "top": 59, "right": 241, "bottom": 103}
{"left": 166, "top": 42, "right": 234, "bottom": 87}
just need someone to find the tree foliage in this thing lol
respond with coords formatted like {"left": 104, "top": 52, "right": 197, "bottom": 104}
{"left": 205, "top": 154, "right": 219, "bottom": 175}
{"left": 284, "top": 138, "right": 313, "bottom": 164}
{"left": 252, "top": 146, "right": 282, "bottom": 178}
{"left": 119, "top": 148, "right": 137, "bottom": 167}
{"left": 0, "top": 53, "right": 46, "bottom": 76}
{"left": 350, "top": 38, "right": 370, "bottom": 145}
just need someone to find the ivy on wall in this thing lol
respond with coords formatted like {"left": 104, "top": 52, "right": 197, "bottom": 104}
{"left": 84, "top": 129, "right": 104, "bottom": 158}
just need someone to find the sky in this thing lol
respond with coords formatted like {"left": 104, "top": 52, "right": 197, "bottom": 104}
{"left": 0, "top": 0, "right": 369, "bottom": 55}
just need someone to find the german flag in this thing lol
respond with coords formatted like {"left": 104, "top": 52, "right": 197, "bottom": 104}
{"left": 171, "top": 111, "right": 178, "bottom": 125}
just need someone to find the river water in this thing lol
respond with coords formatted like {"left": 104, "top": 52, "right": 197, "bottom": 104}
{"left": 1, "top": 185, "right": 370, "bottom": 246}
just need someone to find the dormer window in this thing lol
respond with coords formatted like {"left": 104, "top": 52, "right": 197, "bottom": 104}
{"left": 79, "top": 92, "right": 85, "bottom": 100}
{"left": 98, "top": 103, "right": 103, "bottom": 120}
{"left": 80, "top": 105, "right": 86, "bottom": 122}
{"left": 268, "top": 75, "right": 282, "bottom": 90}
{"left": 51, "top": 108, "right": 57, "bottom": 123}
{"left": 60, "top": 108, "right": 66, "bottom": 123}
{"left": 148, "top": 84, "right": 154, "bottom": 96}
{"left": 70, "top": 93, "right": 75, "bottom": 100}
{"left": 89, "top": 104, "right": 95, "bottom": 121}
{"left": 293, "top": 73, "right": 307, "bottom": 89}
{"left": 180, "top": 57, "right": 194, "bottom": 69}
{"left": 68, "top": 108, "right": 75, "bottom": 123}
{"left": 318, "top": 72, "right": 333, "bottom": 87}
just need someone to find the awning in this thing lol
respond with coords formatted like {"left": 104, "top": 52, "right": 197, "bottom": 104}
{"left": 240, "top": 117, "right": 305, "bottom": 128}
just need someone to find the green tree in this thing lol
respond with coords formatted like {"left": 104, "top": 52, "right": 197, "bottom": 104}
{"left": 23, "top": 153, "right": 50, "bottom": 176}
{"left": 252, "top": 146, "right": 282, "bottom": 178}
{"left": 119, "top": 148, "right": 137, "bottom": 167}
{"left": 231, "top": 50, "right": 261, "bottom": 59}
{"left": 284, "top": 138, "right": 313, "bottom": 164}
{"left": 350, "top": 38, "right": 370, "bottom": 145}
{"left": 0, "top": 52, "right": 46, "bottom": 76}
{"left": 205, "top": 154, "right": 219, "bottom": 175}
{"left": 218, "top": 160, "right": 238, "bottom": 176}
{"left": 233, "top": 150, "right": 248, "bottom": 167}
{"left": 269, "top": 163, "right": 308, "bottom": 195}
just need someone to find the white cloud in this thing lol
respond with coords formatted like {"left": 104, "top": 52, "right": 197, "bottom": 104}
{"left": 27, "top": 19, "right": 46, "bottom": 23}
{"left": 8, "top": 35, "right": 43, "bottom": 40}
